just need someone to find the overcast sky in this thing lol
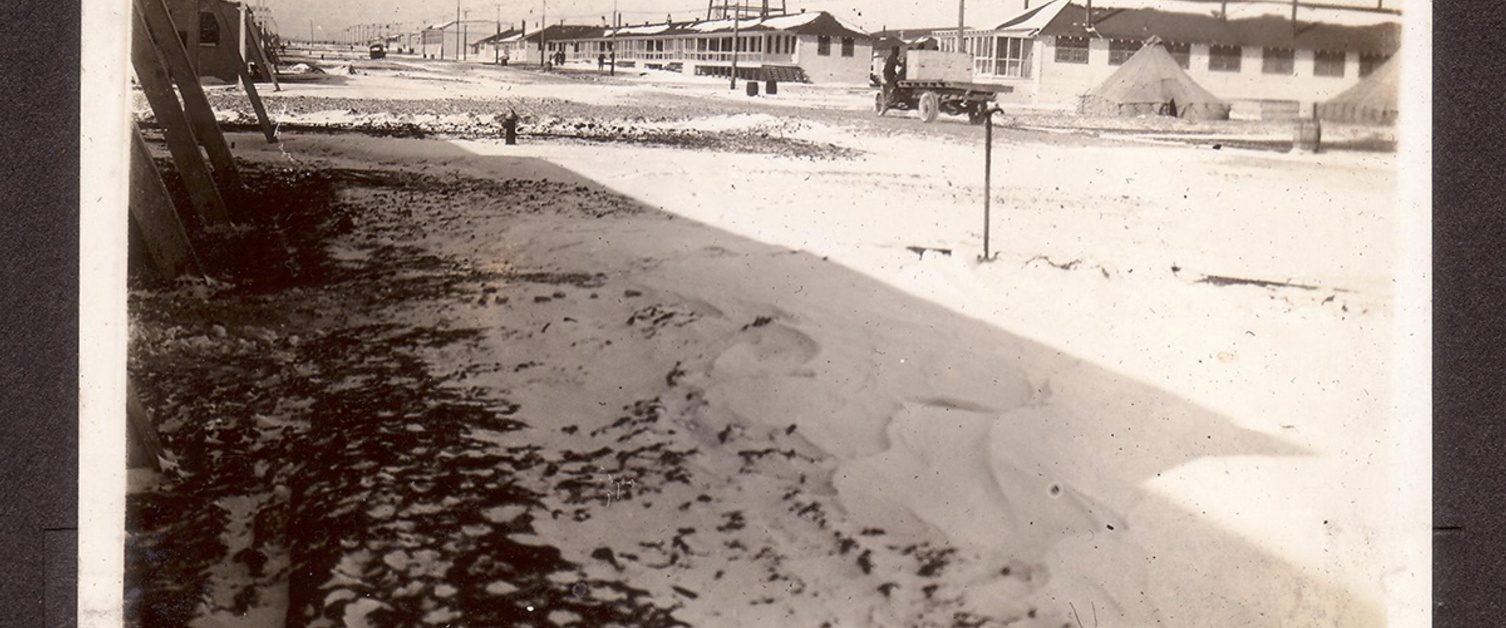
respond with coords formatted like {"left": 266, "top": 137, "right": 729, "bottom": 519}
{"left": 256, "top": 0, "right": 1406, "bottom": 42}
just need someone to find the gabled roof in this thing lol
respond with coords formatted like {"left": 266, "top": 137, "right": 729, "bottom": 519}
{"left": 993, "top": 1, "right": 1400, "bottom": 55}
{"left": 994, "top": 0, "right": 1074, "bottom": 36}
{"left": 598, "top": 11, "right": 869, "bottom": 40}
{"left": 425, "top": 19, "right": 504, "bottom": 31}
{"left": 871, "top": 27, "right": 959, "bottom": 40}
{"left": 524, "top": 24, "right": 608, "bottom": 42}
{"left": 473, "top": 29, "right": 525, "bottom": 45}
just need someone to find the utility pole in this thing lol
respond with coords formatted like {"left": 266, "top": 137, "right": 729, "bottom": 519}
{"left": 540, "top": 0, "right": 548, "bottom": 67}
{"left": 611, "top": 0, "right": 618, "bottom": 75}
{"left": 238, "top": 3, "right": 247, "bottom": 60}
{"left": 456, "top": 0, "right": 463, "bottom": 61}
{"left": 957, "top": 0, "right": 966, "bottom": 54}
{"left": 730, "top": 1, "right": 741, "bottom": 90}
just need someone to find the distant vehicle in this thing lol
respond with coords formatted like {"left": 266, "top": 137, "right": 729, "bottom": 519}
{"left": 876, "top": 50, "right": 1012, "bottom": 124}
{"left": 369, "top": 44, "right": 386, "bottom": 59}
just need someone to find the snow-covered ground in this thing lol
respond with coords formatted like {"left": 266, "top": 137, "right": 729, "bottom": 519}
{"left": 126, "top": 56, "right": 1421, "bottom": 627}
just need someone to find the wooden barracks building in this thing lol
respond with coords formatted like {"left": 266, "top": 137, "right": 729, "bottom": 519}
{"left": 498, "top": 8, "right": 872, "bottom": 84}
{"left": 162, "top": 0, "right": 278, "bottom": 83}
{"left": 937, "top": 0, "right": 1401, "bottom": 111}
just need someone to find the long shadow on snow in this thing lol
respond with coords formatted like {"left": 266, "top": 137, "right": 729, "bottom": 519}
{"left": 133, "top": 135, "right": 1381, "bottom": 628}
{"left": 379, "top": 138, "right": 1381, "bottom": 627}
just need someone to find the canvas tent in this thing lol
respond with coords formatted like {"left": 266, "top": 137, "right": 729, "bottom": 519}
{"left": 1317, "top": 55, "right": 1398, "bottom": 124}
{"left": 1077, "top": 41, "right": 1230, "bottom": 121}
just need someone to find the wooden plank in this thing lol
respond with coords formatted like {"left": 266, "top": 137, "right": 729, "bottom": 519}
{"left": 126, "top": 380, "right": 166, "bottom": 472}
{"left": 132, "top": 8, "right": 231, "bottom": 226}
{"left": 129, "top": 125, "right": 198, "bottom": 280}
{"left": 134, "top": 0, "right": 245, "bottom": 194}
{"left": 214, "top": 2, "right": 277, "bottom": 143}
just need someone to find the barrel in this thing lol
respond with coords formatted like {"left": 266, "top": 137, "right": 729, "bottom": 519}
{"left": 765, "top": 79, "right": 778, "bottom": 95}
{"left": 746, "top": 81, "right": 760, "bottom": 97}
{"left": 1293, "top": 118, "right": 1322, "bottom": 153}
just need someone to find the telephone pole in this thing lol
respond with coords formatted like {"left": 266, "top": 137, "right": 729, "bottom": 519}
{"left": 957, "top": 0, "right": 966, "bottom": 53}
{"left": 729, "top": 2, "right": 741, "bottom": 90}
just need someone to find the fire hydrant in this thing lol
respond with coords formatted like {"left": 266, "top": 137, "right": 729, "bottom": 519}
{"left": 502, "top": 110, "right": 519, "bottom": 145}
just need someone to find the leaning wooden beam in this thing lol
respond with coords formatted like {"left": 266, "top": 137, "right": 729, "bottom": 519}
{"left": 134, "top": 0, "right": 245, "bottom": 193}
{"left": 131, "top": 7, "right": 231, "bottom": 226}
{"left": 129, "top": 124, "right": 198, "bottom": 280}
{"left": 214, "top": 2, "right": 277, "bottom": 142}
{"left": 126, "top": 380, "right": 166, "bottom": 472}
{"left": 244, "top": 15, "right": 281, "bottom": 92}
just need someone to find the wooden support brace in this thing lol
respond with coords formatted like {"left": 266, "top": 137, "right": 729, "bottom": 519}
{"left": 134, "top": 0, "right": 245, "bottom": 194}
{"left": 129, "top": 124, "right": 198, "bottom": 280}
{"left": 215, "top": 3, "right": 277, "bottom": 143}
{"left": 244, "top": 15, "right": 281, "bottom": 92}
{"left": 132, "top": 8, "right": 231, "bottom": 226}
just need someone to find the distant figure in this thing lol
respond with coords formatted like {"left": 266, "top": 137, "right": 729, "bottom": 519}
{"left": 880, "top": 46, "right": 905, "bottom": 112}
{"left": 597, "top": 53, "right": 606, "bottom": 70}
{"left": 555, "top": 50, "right": 566, "bottom": 66}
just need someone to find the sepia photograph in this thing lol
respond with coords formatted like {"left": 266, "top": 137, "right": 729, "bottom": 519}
{"left": 79, "top": 0, "right": 1431, "bottom": 625}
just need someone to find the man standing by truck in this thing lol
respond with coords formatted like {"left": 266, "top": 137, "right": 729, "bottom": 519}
{"left": 880, "top": 46, "right": 905, "bottom": 114}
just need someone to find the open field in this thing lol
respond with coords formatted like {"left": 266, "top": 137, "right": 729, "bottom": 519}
{"left": 127, "top": 51, "right": 1410, "bottom": 627}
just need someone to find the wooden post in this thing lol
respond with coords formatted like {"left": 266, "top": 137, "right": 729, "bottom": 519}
{"left": 135, "top": 0, "right": 245, "bottom": 193}
{"left": 214, "top": 2, "right": 278, "bottom": 142}
{"left": 983, "top": 108, "right": 993, "bottom": 260}
{"left": 131, "top": 8, "right": 232, "bottom": 226}
{"left": 129, "top": 125, "right": 198, "bottom": 280}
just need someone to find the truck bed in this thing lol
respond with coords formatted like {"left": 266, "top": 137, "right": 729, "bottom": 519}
{"left": 895, "top": 80, "right": 1015, "bottom": 94}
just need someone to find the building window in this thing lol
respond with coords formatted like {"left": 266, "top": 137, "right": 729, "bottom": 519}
{"left": 841, "top": 37, "right": 855, "bottom": 57}
{"left": 1314, "top": 49, "right": 1346, "bottom": 76}
{"left": 817, "top": 35, "right": 831, "bottom": 56}
{"left": 1359, "top": 53, "right": 1389, "bottom": 77}
{"left": 1055, "top": 36, "right": 1089, "bottom": 64}
{"left": 1161, "top": 41, "right": 1190, "bottom": 68}
{"left": 1208, "top": 45, "right": 1241, "bottom": 72}
{"left": 976, "top": 37, "right": 1031, "bottom": 78}
{"left": 1262, "top": 47, "right": 1294, "bottom": 74}
{"left": 1108, "top": 39, "right": 1140, "bottom": 65}
{"left": 199, "top": 12, "right": 220, "bottom": 46}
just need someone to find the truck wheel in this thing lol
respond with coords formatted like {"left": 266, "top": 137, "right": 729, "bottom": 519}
{"left": 918, "top": 92, "right": 939, "bottom": 123}
{"left": 875, "top": 92, "right": 888, "bottom": 116}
